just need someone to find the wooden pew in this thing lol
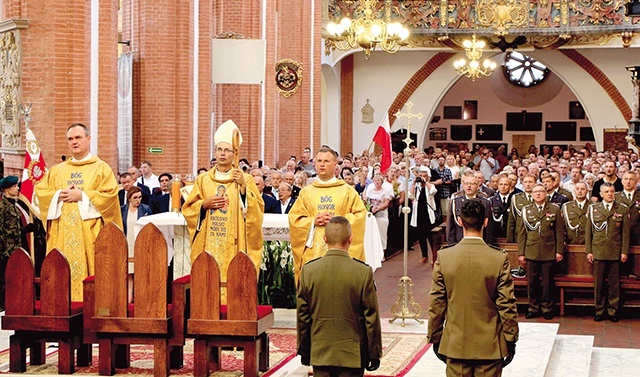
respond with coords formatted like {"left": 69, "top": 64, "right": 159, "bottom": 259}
{"left": 496, "top": 241, "right": 640, "bottom": 315}
{"left": 86, "top": 223, "right": 189, "bottom": 376}
{"left": 187, "top": 251, "right": 274, "bottom": 377}
{"left": 2, "top": 248, "right": 91, "bottom": 373}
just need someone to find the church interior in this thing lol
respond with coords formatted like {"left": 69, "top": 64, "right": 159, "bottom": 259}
{"left": 1, "top": 0, "right": 640, "bottom": 376}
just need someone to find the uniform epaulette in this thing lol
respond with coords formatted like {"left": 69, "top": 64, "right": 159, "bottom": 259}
{"left": 549, "top": 203, "right": 560, "bottom": 209}
{"left": 304, "top": 257, "right": 322, "bottom": 266}
{"left": 477, "top": 191, "right": 489, "bottom": 198}
{"left": 352, "top": 258, "right": 369, "bottom": 265}
{"left": 618, "top": 202, "right": 629, "bottom": 208}
{"left": 488, "top": 244, "right": 506, "bottom": 253}
{"left": 452, "top": 190, "right": 463, "bottom": 198}
{"left": 439, "top": 243, "right": 456, "bottom": 250}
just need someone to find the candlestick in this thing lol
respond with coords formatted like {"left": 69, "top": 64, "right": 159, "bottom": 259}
{"left": 171, "top": 174, "right": 182, "bottom": 212}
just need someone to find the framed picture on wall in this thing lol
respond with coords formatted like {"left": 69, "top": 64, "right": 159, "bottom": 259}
{"left": 464, "top": 100, "right": 478, "bottom": 120}
{"left": 429, "top": 127, "right": 447, "bottom": 141}
{"left": 569, "top": 101, "right": 586, "bottom": 119}
{"left": 580, "top": 127, "right": 595, "bottom": 141}
{"left": 475, "top": 124, "right": 503, "bottom": 140}
{"left": 444, "top": 106, "right": 462, "bottom": 119}
{"left": 450, "top": 125, "right": 472, "bottom": 140}
{"left": 506, "top": 111, "right": 543, "bottom": 131}
{"left": 545, "top": 121, "right": 577, "bottom": 141}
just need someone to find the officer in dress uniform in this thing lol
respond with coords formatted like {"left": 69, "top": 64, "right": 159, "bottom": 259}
{"left": 447, "top": 171, "right": 495, "bottom": 245}
{"left": 562, "top": 181, "right": 590, "bottom": 245}
{"left": 518, "top": 183, "right": 565, "bottom": 320}
{"left": 506, "top": 174, "right": 536, "bottom": 243}
{"left": 489, "top": 176, "right": 514, "bottom": 239}
{"left": 543, "top": 174, "right": 569, "bottom": 206}
{"left": 586, "top": 182, "right": 629, "bottom": 322}
{"left": 616, "top": 171, "right": 640, "bottom": 279}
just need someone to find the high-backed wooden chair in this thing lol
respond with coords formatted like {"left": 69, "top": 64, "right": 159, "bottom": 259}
{"left": 187, "top": 251, "right": 274, "bottom": 377}
{"left": 87, "top": 222, "right": 189, "bottom": 376}
{"left": 2, "top": 248, "right": 91, "bottom": 373}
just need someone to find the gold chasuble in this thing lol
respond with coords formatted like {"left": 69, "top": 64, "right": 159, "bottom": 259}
{"left": 288, "top": 179, "right": 367, "bottom": 282}
{"left": 182, "top": 168, "right": 264, "bottom": 301}
{"left": 35, "top": 156, "right": 122, "bottom": 300}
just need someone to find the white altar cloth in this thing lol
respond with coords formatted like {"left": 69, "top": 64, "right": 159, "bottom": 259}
{"left": 133, "top": 211, "right": 385, "bottom": 274}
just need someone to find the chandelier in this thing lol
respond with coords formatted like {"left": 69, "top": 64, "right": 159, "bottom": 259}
{"left": 453, "top": 34, "right": 497, "bottom": 82}
{"left": 325, "top": 0, "right": 410, "bottom": 60}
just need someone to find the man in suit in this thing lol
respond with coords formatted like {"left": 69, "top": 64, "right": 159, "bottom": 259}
{"left": 586, "top": 182, "right": 630, "bottom": 322}
{"left": 254, "top": 175, "right": 279, "bottom": 213}
{"left": 518, "top": 183, "right": 565, "bottom": 320}
{"left": 297, "top": 216, "right": 382, "bottom": 376}
{"left": 428, "top": 198, "right": 518, "bottom": 376}
{"left": 474, "top": 170, "right": 495, "bottom": 197}
{"left": 119, "top": 172, "right": 151, "bottom": 206}
{"left": 562, "top": 181, "right": 590, "bottom": 245}
{"left": 506, "top": 174, "right": 536, "bottom": 243}
{"left": 283, "top": 171, "right": 301, "bottom": 200}
{"left": 277, "top": 182, "right": 296, "bottom": 214}
{"left": 489, "top": 176, "right": 514, "bottom": 239}
{"left": 447, "top": 171, "right": 495, "bottom": 245}
{"left": 542, "top": 174, "right": 569, "bottom": 206}
{"left": 148, "top": 172, "right": 172, "bottom": 214}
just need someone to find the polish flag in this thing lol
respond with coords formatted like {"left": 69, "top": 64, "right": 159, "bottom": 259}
{"left": 20, "top": 128, "right": 47, "bottom": 215}
{"left": 372, "top": 112, "right": 392, "bottom": 174}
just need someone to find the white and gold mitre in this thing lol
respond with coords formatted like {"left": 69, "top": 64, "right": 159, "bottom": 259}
{"left": 214, "top": 119, "right": 243, "bottom": 150}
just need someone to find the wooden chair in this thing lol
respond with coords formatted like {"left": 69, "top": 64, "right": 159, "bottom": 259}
{"left": 86, "top": 222, "right": 189, "bottom": 376}
{"left": 187, "top": 251, "right": 274, "bottom": 377}
{"left": 2, "top": 248, "right": 91, "bottom": 373}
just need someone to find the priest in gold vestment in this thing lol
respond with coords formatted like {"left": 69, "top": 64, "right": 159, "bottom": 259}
{"left": 35, "top": 123, "right": 122, "bottom": 300}
{"left": 182, "top": 120, "right": 264, "bottom": 300}
{"left": 289, "top": 147, "right": 367, "bottom": 282}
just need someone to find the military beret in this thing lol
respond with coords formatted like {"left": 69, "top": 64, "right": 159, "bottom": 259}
{"left": 0, "top": 175, "right": 19, "bottom": 190}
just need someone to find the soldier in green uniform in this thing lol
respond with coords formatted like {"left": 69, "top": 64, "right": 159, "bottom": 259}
{"left": 0, "top": 176, "right": 24, "bottom": 310}
{"left": 586, "top": 182, "right": 629, "bottom": 322}
{"left": 562, "top": 181, "right": 590, "bottom": 245}
{"left": 297, "top": 216, "right": 382, "bottom": 376}
{"left": 518, "top": 183, "right": 565, "bottom": 319}
{"left": 428, "top": 199, "right": 519, "bottom": 376}
{"left": 615, "top": 171, "right": 639, "bottom": 278}
{"left": 506, "top": 174, "right": 536, "bottom": 242}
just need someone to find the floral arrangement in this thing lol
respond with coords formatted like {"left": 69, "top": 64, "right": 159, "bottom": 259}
{"left": 258, "top": 241, "right": 296, "bottom": 308}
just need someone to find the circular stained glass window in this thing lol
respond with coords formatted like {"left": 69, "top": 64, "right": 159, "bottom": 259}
{"left": 503, "top": 51, "right": 549, "bottom": 87}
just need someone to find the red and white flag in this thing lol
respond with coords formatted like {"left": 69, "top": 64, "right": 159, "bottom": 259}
{"left": 372, "top": 112, "right": 392, "bottom": 174}
{"left": 20, "top": 128, "right": 47, "bottom": 214}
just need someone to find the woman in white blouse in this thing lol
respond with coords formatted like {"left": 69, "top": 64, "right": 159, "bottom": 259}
{"left": 410, "top": 168, "right": 438, "bottom": 264}
{"left": 363, "top": 174, "right": 393, "bottom": 251}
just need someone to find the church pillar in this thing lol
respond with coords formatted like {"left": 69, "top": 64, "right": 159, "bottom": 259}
{"left": 340, "top": 55, "right": 354, "bottom": 156}
{"left": 626, "top": 66, "right": 640, "bottom": 151}
{"left": 123, "top": 0, "right": 195, "bottom": 175}
{"left": 0, "top": 0, "right": 119, "bottom": 174}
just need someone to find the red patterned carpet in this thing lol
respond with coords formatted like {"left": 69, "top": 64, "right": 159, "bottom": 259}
{"left": 0, "top": 328, "right": 430, "bottom": 376}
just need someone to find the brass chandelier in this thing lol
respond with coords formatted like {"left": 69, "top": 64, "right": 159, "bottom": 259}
{"left": 325, "top": 0, "right": 410, "bottom": 60}
{"left": 453, "top": 34, "right": 497, "bottom": 82}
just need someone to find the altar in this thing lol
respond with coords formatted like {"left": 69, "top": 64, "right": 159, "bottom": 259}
{"left": 133, "top": 211, "right": 385, "bottom": 307}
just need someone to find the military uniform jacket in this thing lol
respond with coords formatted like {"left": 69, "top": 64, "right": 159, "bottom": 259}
{"left": 427, "top": 238, "right": 519, "bottom": 360}
{"left": 616, "top": 191, "right": 640, "bottom": 246}
{"left": 518, "top": 202, "right": 564, "bottom": 261}
{"left": 506, "top": 192, "right": 532, "bottom": 243}
{"left": 585, "top": 201, "right": 630, "bottom": 260}
{"left": 447, "top": 194, "right": 495, "bottom": 245}
{"left": 558, "top": 187, "right": 574, "bottom": 201}
{"left": 549, "top": 191, "right": 570, "bottom": 206}
{"left": 562, "top": 201, "right": 589, "bottom": 245}
{"left": 297, "top": 249, "right": 382, "bottom": 368}
{"left": 0, "top": 197, "right": 22, "bottom": 258}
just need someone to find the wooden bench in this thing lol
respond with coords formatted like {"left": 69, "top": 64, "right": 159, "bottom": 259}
{"left": 187, "top": 251, "right": 274, "bottom": 377}
{"left": 85, "top": 222, "right": 189, "bottom": 376}
{"left": 2, "top": 248, "right": 91, "bottom": 373}
{"left": 496, "top": 241, "right": 640, "bottom": 315}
